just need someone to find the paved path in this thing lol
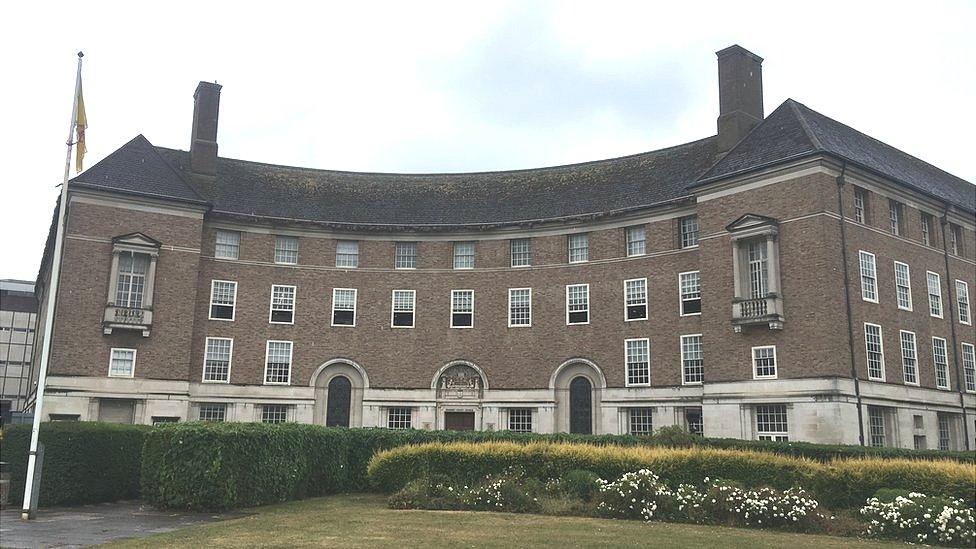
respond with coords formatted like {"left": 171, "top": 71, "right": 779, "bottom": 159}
{"left": 0, "top": 501, "right": 237, "bottom": 548}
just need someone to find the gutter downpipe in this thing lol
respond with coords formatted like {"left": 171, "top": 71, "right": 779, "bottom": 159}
{"left": 836, "top": 165, "right": 866, "bottom": 446}
{"left": 939, "top": 209, "right": 971, "bottom": 451}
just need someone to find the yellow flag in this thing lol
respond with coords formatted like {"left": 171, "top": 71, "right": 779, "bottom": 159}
{"left": 75, "top": 79, "right": 87, "bottom": 173}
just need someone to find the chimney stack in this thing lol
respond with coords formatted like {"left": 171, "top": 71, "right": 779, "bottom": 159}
{"left": 716, "top": 45, "right": 764, "bottom": 154}
{"left": 190, "top": 81, "right": 222, "bottom": 176}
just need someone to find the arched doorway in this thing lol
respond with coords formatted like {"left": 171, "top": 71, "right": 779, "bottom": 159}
{"left": 310, "top": 359, "right": 368, "bottom": 427}
{"left": 569, "top": 376, "right": 593, "bottom": 434}
{"left": 432, "top": 360, "right": 487, "bottom": 431}
{"left": 326, "top": 376, "right": 352, "bottom": 427}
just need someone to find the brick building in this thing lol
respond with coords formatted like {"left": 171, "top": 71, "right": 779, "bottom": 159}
{"left": 30, "top": 46, "right": 975, "bottom": 449}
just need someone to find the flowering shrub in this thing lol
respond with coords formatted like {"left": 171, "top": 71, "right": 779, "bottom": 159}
{"left": 460, "top": 467, "right": 543, "bottom": 513}
{"left": 705, "top": 483, "right": 820, "bottom": 528}
{"left": 860, "top": 490, "right": 975, "bottom": 547}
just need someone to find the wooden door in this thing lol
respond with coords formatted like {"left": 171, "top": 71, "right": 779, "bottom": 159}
{"left": 444, "top": 411, "right": 475, "bottom": 431}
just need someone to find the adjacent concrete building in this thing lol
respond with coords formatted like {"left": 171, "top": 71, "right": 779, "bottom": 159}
{"left": 0, "top": 280, "right": 38, "bottom": 424}
{"left": 30, "top": 46, "right": 975, "bottom": 449}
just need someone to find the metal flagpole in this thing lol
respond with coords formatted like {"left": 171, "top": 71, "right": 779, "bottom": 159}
{"left": 21, "top": 51, "right": 84, "bottom": 520}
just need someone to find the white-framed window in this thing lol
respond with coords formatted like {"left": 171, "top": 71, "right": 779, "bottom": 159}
{"left": 451, "top": 289, "right": 474, "bottom": 328}
{"left": 261, "top": 404, "right": 288, "bottom": 424}
{"left": 215, "top": 230, "right": 240, "bottom": 260}
{"left": 508, "top": 288, "right": 531, "bottom": 327}
{"left": 387, "top": 407, "right": 412, "bottom": 429}
{"left": 568, "top": 233, "right": 588, "bottom": 263}
{"left": 264, "top": 340, "right": 293, "bottom": 385}
{"left": 274, "top": 235, "right": 298, "bottom": 265}
{"left": 747, "top": 240, "right": 769, "bottom": 298}
{"left": 937, "top": 414, "right": 952, "bottom": 451}
{"left": 209, "top": 280, "right": 237, "bottom": 321}
{"left": 920, "top": 213, "right": 932, "bottom": 245}
{"left": 336, "top": 240, "right": 359, "bottom": 268}
{"left": 269, "top": 284, "right": 296, "bottom": 324}
{"left": 894, "top": 261, "right": 912, "bottom": 311}
{"left": 868, "top": 406, "right": 886, "bottom": 447}
{"left": 961, "top": 342, "right": 976, "bottom": 393}
{"left": 679, "top": 216, "right": 699, "bottom": 248}
{"left": 956, "top": 280, "right": 971, "bottom": 325}
{"left": 394, "top": 242, "right": 417, "bottom": 269}
{"left": 203, "top": 337, "right": 233, "bottom": 383}
{"left": 116, "top": 252, "right": 149, "bottom": 309}
{"left": 853, "top": 188, "right": 867, "bottom": 224}
{"left": 625, "top": 338, "right": 650, "bottom": 386}
{"left": 949, "top": 224, "right": 962, "bottom": 256}
{"left": 752, "top": 345, "right": 777, "bottom": 379}
{"left": 628, "top": 408, "right": 653, "bottom": 436}
{"left": 331, "top": 288, "right": 357, "bottom": 327}
{"left": 508, "top": 409, "right": 533, "bottom": 433}
{"left": 888, "top": 200, "right": 902, "bottom": 236}
{"left": 864, "top": 323, "right": 886, "bottom": 381}
{"left": 755, "top": 404, "right": 788, "bottom": 441}
{"left": 932, "top": 337, "right": 950, "bottom": 390}
{"left": 391, "top": 290, "right": 416, "bottom": 328}
{"left": 566, "top": 284, "right": 589, "bottom": 325}
{"left": 681, "top": 334, "right": 703, "bottom": 385}
{"left": 624, "top": 278, "right": 647, "bottom": 321}
{"left": 899, "top": 330, "right": 918, "bottom": 385}
{"left": 510, "top": 238, "right": 531, "bottom": 267}
{"left": 108, "top": 348, "right": 136, "bottom": 378}
{"left": 453, "top": 241, "right": 475, "bottom": 269}
{"left": 679, "top": 271, "right": 701, "bottom": 316}
{"left": 199, "top": 403, "right": 226, "bottom": 422}
{"left": 926, "top": 271, "right": 943, "bottom": 318}
{"left": 859, "top": 251, "right": 878, "bottom": 303}
{"left": 626, "top": 226, "right": 646, "bottom": 257}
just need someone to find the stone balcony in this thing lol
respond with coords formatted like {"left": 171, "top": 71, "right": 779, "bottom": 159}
{"left": 103, "top": 305, "right": 153, "bottom": 337}
{"left": 731, "top": 294, "right": 784, "bottom": 332}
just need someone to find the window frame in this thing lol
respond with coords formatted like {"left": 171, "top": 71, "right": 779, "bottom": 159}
{"left": 949, "top": 224, "right": 961, "bottom": 256}
{"left": 868, "top": 406, "right": 886, "bottom": 447}
{"left": 624, "top": 278, "right": 648, "bottom": 321}
{"left": 755, "top": 404, "right": 789, "bottom": 442}
{"left": 108, "top": 347, "right": 136, "bottom": 378}
{"left": 751, "top": 345, "right": 777, "bottom": 380}
{"left": 507, "top": 408, "right": 533, "bottom": 433}
{"left": 853, "top": 187, "right": 867, "bottom": 224}
{"left": 387, "top": 407, "right": 412, "bottom": 430}
{"left": 202, "top": 336, "right": 233, "bottom": 383}
{"left": 335, "top": 240, "right": 360, "bottom": 268}
{"left": 932, "top": 336, "right": 950, "bottom": 390}
{"left": 508, "top": 288, "right": 532, "bottom": 328}
{"left": 859, "top": 251, "right": 878, "bottom": 303}
{"left": 679, "top": 215, "right": 700, "bottom": 249}
{"left": 567, "top": 233, "right": 589, "bottom": 264}
{"left": 214, "top": 229, "right": 241, "bottom": 260}
{"left": 269, "top": 284, "right": 297, "bottom": 325}
{"left": 899, "top": 330, "right": 919, "bottom": 386}
{"left": 115, "top": 251, "right": 150, "bottom": 309}
{"left": 625, "top": 225, "right": 646, "bottom": 257}
{"left": 681, "top": 334, "right": 703, "bottom": 385}
{"left": 565, "top": 283, "right": 590, "bottom": 325}
{"left": 331, "top": 288, "right": 358, "bottom": 327}
{"left": 678, "top": 271, "right": 702, "bottom": 316}
{"left": 956, "top": 280, "right": 971, "bottom": 325}
{"left": 394, "top": 242, "right": 417, "bottom": 270}
{"left": 893, "top": 261, "right": 912, "bottom": 311}
{"left": 926, "top": 271, "right": 943, "bottom": 318}
{"left": 864, "top": 322, "right": 886, "bottom": 381}
{"left": 453, "top": 241, "right": 476, "bottom": 270}
{"left": 261, "top": 404, "right": 288, "bottom": 424}
{"left": 624, "top": 337, "right": 651, "bottom": 387}
{"left": 450, "top": 289, "right": 475, "bottom": 329}
{"left": 888, "top": 200, "right": 902, "bottom": 236}
{"left": 510, "top": 238, "right": 532, "bottom": 268}
{"left": 273, "top": 235, "right": 299, "bottom": 265}
{"left": 961, "top": 342, "right": 976, "bottom": 394}
{"left": 198, "top": 403, "right": 227, "bottom": 422}
{"left": 628, "top": 407, "right": 654, "bottom": 436}
{"left": 391, "top": 289, "right": 416, "bottom": 328}
{"left": 263, "top": 340, "right": 293, "bottom": 385}
{"left": 208, "top": 280, "right": 238, "bottom": 321}
{"left": 920, "top": 213, "right": 932, "bottom": 246}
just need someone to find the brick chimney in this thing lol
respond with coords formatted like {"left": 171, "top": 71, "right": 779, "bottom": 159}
{"left": 190, "top": 81, "right": 222, "bottom": 176}
{"left": 716, "top": 45, "right": 764, "bottom": 154}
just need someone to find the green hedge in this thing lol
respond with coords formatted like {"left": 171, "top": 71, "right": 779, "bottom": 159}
{"left": 366, "top": 441, "right": 976, "bottom": 510}
{"left": 1, "top": 422, "right": 148, "bottom": 507}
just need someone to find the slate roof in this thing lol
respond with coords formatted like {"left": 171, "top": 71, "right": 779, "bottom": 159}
{"left": 69, "top": 100, "right": 974, "bottom": 229}
{"left": 699, "top": 100, "right": 975, "bottom": 212}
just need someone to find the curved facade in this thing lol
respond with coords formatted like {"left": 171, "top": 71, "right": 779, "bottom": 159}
{"left": 31, "top": 46, "right": 976, "bottom": 449}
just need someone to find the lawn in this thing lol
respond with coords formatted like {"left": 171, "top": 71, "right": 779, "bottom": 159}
{"left": 103, "top": 494, "right": 905, "bottom": 548}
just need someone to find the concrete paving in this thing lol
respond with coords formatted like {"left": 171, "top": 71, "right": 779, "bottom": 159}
{"left": 0, "top": 501, "right": 238, "bottom": 548}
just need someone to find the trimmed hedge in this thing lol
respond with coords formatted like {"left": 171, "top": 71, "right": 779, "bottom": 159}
{"left": 366, "top": 441, "right": 976, "bottom": 510}
{"left": 1, "top": 422, "right": 148, "bottom": 507}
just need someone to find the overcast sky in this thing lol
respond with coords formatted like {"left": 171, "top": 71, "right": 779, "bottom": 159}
{"left": 1, "top": 1, "right": 973, "bottom": 281}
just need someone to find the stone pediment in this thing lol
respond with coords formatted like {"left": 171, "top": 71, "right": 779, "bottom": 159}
{"left": 112, "top": 232, "right": 162, "bottom": 249}
{"left": 726, "top": 213, "right": 778, "bottom": 233}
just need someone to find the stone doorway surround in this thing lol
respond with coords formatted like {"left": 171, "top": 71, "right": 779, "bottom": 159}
{"left": 310, "top": 358, "right": 368, "bottom": 427}
{"left": 432, "top": 360, "right": 488, "bottom": 430}
{"left": 550, "top": 358, "right": 606, "bottom": 434}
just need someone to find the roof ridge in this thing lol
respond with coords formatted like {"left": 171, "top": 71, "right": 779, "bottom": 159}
{"left": 140, "top": 136, "right": 208, "bottom": 203}
{"left": 787, "top": 99, "right": 824, "bottom": 151}
{"left": 156, "top": 136, "right": 717, "bottom": 180}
